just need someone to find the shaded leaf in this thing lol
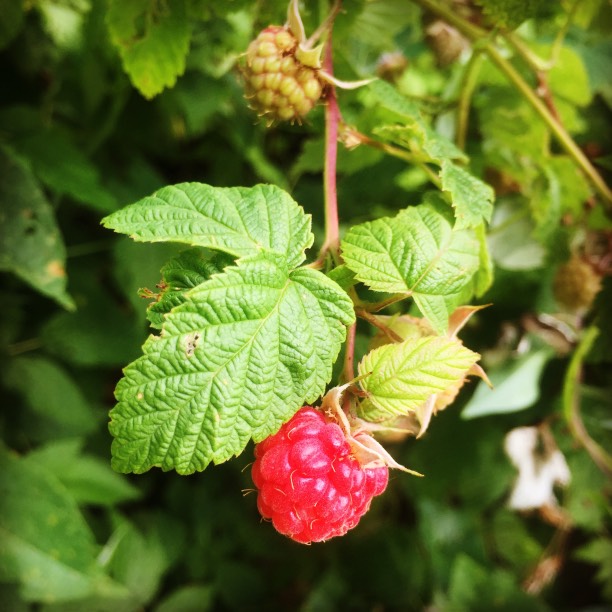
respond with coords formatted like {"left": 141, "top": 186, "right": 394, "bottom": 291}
{"left": 0, "top": 450, "right": 126, "bottom": 603}
{"left": 154, "top": 585, "right": 213, "bottom": 612}
{"left": 10, "top": 130, "right": 117, "bottom": 213}
{"left": 0, "top": 0, "right": 24, "bottom": 49}
{"left": 0, "top": 146, "right": 73, "bottom": 309}
{"left": 147, "top": 247, "right": 235, "bottom": 329}
{"left": 24, "top": 440, "right": 141, "bottom": 507}
{"left": 3, "top": 357, "right": 99, "bottom": 439}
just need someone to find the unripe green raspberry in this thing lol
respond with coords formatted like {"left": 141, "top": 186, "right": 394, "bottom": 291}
{"left": 243, "top": 26, "right": 324, "bottom": 123}
{"left": 553, "top": 255, "right": 602, "bottom": 313}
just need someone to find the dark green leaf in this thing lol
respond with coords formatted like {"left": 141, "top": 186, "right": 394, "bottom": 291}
{"left": 0, "top": 450, "right": 127, "bottom": 603}
{"left": 0, "top": 146, "right": 73, "bottom": 309}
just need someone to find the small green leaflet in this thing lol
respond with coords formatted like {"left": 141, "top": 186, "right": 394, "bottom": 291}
{"left": 440, "top": 161, "right": 494, "bottom": 229}
{"left": 102, "top": 183, "right": 313, "bottom": 269}
{"left": 110, "top": 251, "right": 354, "bottom": 474}
{"left": 368, "top": 80, "right": 467, "bottom": 165}
{"left": 341, "top": 201, "right": 479, "bottom": 333}
{"left": 374, "top": 123, "right": 467, "bottom": 167}
{"left": 357, "top": 336, "right": 480, "bottom": 421}
{"left": 106, "top": 0, "right": 192, "bottom": 99}
{"left": 147, "top": 247, "right": 235, "bottom": 329}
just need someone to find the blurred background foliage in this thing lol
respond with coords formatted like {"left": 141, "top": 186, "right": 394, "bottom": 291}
{"left": 0, "top": 0, "right": 611, "bottom": 610}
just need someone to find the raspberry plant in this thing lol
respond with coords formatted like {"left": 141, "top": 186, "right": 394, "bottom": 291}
{"left": 1, "top": 0, "right": 611, "bottom": 608}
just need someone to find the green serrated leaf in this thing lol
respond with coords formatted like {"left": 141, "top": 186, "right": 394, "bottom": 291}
{"left": 0, "top": 146, "right": 73, "bottom": 310}
{"left": 109, "top": 252, "right": 355, "bottom": 474}
{"left": 341, "top": 202, "right": 479, "bottom": 333}
{"left": 338, "top": 0, "right": 418, "bottom": 51}
{"left": 375, "top": 124, "right": 468, "bottom": 166}
{"left": 574, "top": 538, "right": 612, "bottom": 601}
{"left": 531, "top": 157, "right": 593, "bottom": 243}
{"left": 446, "top": 554, "right": 546, "bottom": 611}
{"left": 147, "top": 248, "right": 235, "bottom": 329}
{"left": 357, "top": 336, "right": 479, "bottom": 420}
{"left": 106, "top": 0, "right": 192, "bottom": 98}
{"left": 367, "top": 80, "right": 422, "bottom": 119}
{"left": 473, "top": 222, "right": 494, "bottom": 296}
{"left": 440, "top": 161, "right": 494, "bottom": 229}
{"left": 102, "top": 183, "right": 313, "bottom": 269}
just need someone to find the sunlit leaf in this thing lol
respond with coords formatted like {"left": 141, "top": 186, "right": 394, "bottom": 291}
{"left": 110, "top": 252, "right": 354, "bottom": 474}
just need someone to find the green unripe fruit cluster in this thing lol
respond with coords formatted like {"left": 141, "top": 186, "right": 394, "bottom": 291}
{"left": 244, "top": 26, "right": 324, "bottom": 122}
{"left": 553, "top": 255, "right": 602, "bottom": 313}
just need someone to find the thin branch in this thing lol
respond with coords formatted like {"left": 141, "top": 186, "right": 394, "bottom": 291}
{"left": 562, "top": 325, "right": 612, "bottom": 477}
{"left": 455, "top": 49, "right": 485, "bottom": 150}
{"left": 317, "top": 30, "right": 342, "bottom": 264}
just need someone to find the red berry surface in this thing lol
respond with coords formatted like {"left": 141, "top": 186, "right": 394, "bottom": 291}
{"left": 252, "top": 407, "right": 389, "bottom": 544}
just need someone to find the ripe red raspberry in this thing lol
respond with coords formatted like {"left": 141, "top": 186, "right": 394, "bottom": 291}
{"left": 252, "top": 407, "right": 389, "bottom": 544}
{"left": 243, "top": 26, "right": 324, "bottom": 123}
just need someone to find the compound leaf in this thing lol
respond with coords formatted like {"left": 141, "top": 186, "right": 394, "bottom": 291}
{"left": 109, "top": 252, "right": 354, "bottom": 474}
{"left": 341, "top": 201, "right": 479, "bottom": 333}
{"left": 102, "top": 183, "right": 313, "bottom": 270}
{"left": 358, "top": 336, "right": 480, "bottom": 420}
{"left": 106, "top": 0, "right": 191, "bottom": 98}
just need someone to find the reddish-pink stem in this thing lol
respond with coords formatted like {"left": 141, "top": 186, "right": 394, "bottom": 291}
{"left": 342, "top": 321, "right": 356, "bottom": 383}
{"left": 319, "top": 35, "right": 341, "bottom": 263}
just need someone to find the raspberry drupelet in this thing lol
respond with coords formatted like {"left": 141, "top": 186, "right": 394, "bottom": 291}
{"left": 252, "top": 407, "right": 389, "bottom": 544}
